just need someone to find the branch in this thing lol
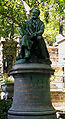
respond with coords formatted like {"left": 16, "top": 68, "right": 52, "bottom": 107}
{"left": 30, "top": 1, "right": 41, "bottom": 12}
{"left": 20, "top": 0, "right": 41, "bottom": 18}
{"left": 20, "top": 0, "right": 30, "bottom": 11}
{"left": 20, "top": 0, "right": 30, "bottom": 17}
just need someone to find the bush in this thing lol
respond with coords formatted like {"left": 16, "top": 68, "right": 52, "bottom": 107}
{"left": 1, "top": 73, "right": 14, "bottom": 83}
{"left": 0, "top": 99, "right": 12, "bottom": 119}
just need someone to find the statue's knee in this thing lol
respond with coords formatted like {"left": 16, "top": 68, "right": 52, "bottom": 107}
{"left": 23, "top": 35, "right": 28, "bottom": 40}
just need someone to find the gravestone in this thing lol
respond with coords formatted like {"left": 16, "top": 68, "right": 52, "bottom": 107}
{"left": 8, "top": 9, "right": 57, "bottom": 119}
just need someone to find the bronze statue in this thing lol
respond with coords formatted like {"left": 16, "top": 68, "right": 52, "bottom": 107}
{"left": 17, "top": 9, "right": 50, "bottom": 63}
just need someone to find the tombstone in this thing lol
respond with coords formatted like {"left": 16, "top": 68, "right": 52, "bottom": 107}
{"left": 8, "top": 9, "right": 57, "bottom": 119}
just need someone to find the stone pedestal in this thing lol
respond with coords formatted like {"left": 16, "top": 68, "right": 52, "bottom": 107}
{"left": 8, "top": 63, "right": 57, "bottom": 119}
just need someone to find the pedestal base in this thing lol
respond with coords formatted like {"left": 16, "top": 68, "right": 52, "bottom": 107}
{"left": 8, "top": 114, "right": 57, "bottom": 119}
{"left": 8, "top": 63, "right": 57, "bottom": 119}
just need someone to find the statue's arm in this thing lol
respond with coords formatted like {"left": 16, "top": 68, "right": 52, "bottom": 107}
{"left": 37, "top": 23, "right": 45, "bottom": 36}
{"left": 26, "top": 21, "right": 33, "bottom": 36}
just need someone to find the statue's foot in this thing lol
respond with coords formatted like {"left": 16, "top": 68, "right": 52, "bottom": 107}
{"left": 24, "top": 51, "right": 30, "bottom": 59}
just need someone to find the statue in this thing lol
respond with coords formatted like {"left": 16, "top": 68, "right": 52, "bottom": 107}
{"left": 17, "top": 9, "right": 50, "bottom": 63}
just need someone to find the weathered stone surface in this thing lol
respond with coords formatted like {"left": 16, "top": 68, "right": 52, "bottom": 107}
{"left": 51, "top": 91, "right": 65, "bottom": 111}
{"left": 51, "top": 91, "right": 65, "bottom": 102}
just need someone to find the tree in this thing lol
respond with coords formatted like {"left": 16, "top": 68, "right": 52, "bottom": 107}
{"left": 0, "top": 0, "right": 65, "bottom": 73}
{"left": 39, "top": 0, "right": 65, "bottom": 45}
{"left": 0, "top": 0, "right": 65, "bottom": 43}
{"left": 0, "top": 0, "right": 27, "bottom": 41}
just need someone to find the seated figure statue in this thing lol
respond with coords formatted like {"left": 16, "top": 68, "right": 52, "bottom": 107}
{"left": 18, "top": 9, "right": 50, "bottom": 63}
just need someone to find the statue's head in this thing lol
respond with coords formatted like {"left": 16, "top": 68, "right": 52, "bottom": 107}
{"left": 32, "top": 9, "right": 40, "bottom": 19}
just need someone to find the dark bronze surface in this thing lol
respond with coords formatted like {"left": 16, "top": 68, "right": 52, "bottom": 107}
{"left": 8, "top": 64, "right": 57, "bottom": 119}
{"left": 16, "top": 9, "right": 50, "bottom": 64}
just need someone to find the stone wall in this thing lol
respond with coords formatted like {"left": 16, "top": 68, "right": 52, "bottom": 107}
{"left": 58, "top": 40, "right": 65, "bottom": 64}
{"left": 48, "top": 46, "right": 58, "bottom": 66}
{"left": 51, "top": 91, "right": 65, "bottom": 111}
{"left": 51, "top": 91, "right": 65, "bottom": 102}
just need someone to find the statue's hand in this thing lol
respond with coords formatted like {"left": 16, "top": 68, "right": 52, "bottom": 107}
{"left": 31, "top": 32, "right": 37, "bottom": 38}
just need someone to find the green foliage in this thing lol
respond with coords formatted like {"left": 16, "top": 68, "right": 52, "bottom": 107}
{"left": 3, "top": 40, "right": 17, "bottom": 73}
{"left": 1, "top": 73, "right": 14, "bottom": 83}
{"left": 50, "top": 67, "right": 63, "bottom": 81}
{"left": 54, "top": 0, "right": 65, "bottom": 16}
{"left": 0, "top": 100, "right": 12, "bottom": 119}
{"left": 0, "top": 0, "right": 65, "bottom": 45}
{"left": 0, "top": 0, "right": 26, "bottom": 40}
{"left": 40, "top": 0, "right": 65, "bottom": 45}
{"left": 3, "top": 41, "right": 17, "bottom": 56}
{"left": 50, "top": 75, "right": 55, "bottom": 81}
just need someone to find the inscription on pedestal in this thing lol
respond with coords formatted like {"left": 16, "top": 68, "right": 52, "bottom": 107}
{"left": 14, "top": 76, "right": 49, "bottom": 107}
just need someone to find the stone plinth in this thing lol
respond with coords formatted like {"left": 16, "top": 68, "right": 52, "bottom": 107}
{"left": 8, "top": 63, "right": 57, "bottom": 119}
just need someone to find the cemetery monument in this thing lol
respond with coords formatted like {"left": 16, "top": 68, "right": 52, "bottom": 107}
{"left": 8, "top": 9, "right": 57, "bottom": 119}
